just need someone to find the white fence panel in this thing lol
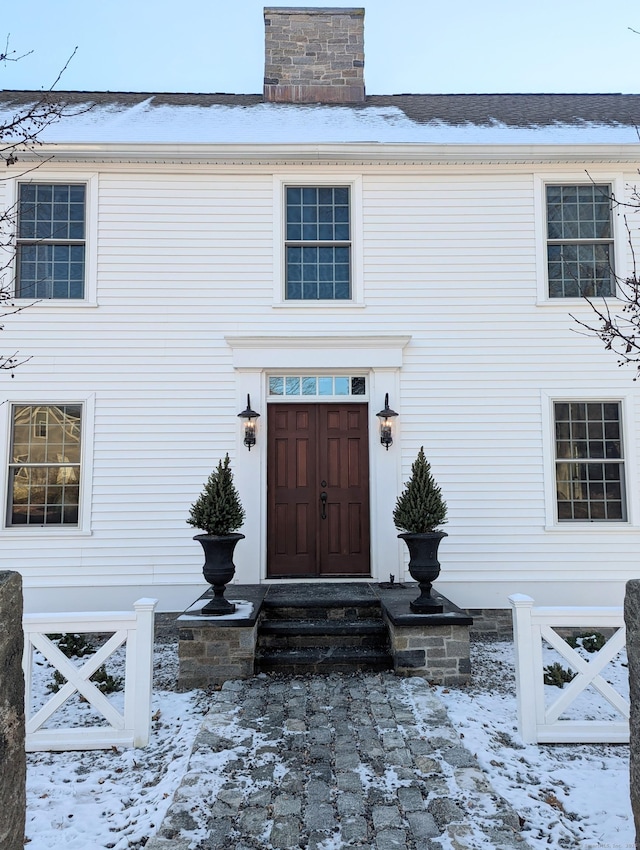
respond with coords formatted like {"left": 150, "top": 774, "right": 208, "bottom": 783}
{"left": 23, "top": 598, "right": 157, "bottom": 751}
{"left": 509, "top": 593, "right": 628, "bottom": 744}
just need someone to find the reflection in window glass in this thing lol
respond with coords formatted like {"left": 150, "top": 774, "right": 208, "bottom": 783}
{"left": 546, "top": 184, "right": 614, "bottom": 298}
{"left": 285, "top": 377, "right": 300, "bottom": 396}
{"left": 285, "top": 186, "right": 351, "bottom": 300}
{"left": 17, "top": 184, "right": 86, "bottom": 299}
{"left": 268, "top": 376, "right": 367, "bottom": 397}
{"left": 554, "top": 400, "right": 625, "bottom": 521}
{"left": 8, "top": 404, "right": 82, "bottom": 526}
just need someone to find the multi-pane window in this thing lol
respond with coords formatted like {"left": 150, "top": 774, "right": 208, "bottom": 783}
{"left": 7, "top": 404, "right": 82, "bottom": 526}
{"left": 285, "top": 187, "right": 350, "bottom": 300}
{"left": 16, "top": 183, "right": 86, "bottom": 299}
{"left": 554, "top": 401, "right": 625, "bottom": 521}
{"left": 546, "top": 184, "right": 614, "bottom": 298}
{"left": 269, "top": 375, "right": 366, "bottom": 397}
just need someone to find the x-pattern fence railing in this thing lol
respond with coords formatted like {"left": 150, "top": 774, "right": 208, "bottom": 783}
{"left": 23, "top": 598, "right": 157, "bottom": 751}
{"left": 509, "top": 594, "right": 628, "bottom": 744}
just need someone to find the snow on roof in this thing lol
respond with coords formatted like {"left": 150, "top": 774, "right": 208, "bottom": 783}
{"left": 2, "top": 92, "right": 640, "bottom": 146}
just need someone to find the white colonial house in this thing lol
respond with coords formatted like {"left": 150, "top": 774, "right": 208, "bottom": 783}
{"left": 1, "top": 7, "right": 639, "bottom": 615}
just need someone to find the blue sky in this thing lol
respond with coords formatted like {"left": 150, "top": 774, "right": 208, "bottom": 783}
{"left": 2, "top": 0, "right": 639, "bottom": 95}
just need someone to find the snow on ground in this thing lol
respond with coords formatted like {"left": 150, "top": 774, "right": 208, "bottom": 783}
{"left": 26, "top": 638, "right": 206, "bottom": 850}
{"left": 436, "top": 638, "right": 632, "bottom": 850}
{"left": 25, "top": 633, "right": 633, "bottom": 849}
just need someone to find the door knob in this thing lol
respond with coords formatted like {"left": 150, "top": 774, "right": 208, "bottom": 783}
{"left": 320, "top": 491, "right": 327, "bottom": 520}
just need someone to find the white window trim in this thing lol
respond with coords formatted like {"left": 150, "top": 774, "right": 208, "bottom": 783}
{"left": 541, "top": 390, "right": 637, "bottom": 530}
{"left": 272, "top": 173, "right": 364, "bottom": 307}
{"left": 0, "top": 394, "right": 95, "bottom": 536}
{"left": 534, "top": 171, "right": 627, "bottom": 306}
{"left": 6, "top": 171, "right": 99, "bottom": 308}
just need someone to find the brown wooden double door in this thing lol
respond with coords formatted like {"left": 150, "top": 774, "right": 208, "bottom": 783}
{"left": 267, "top": 403, "right": 370, "bottom": 577}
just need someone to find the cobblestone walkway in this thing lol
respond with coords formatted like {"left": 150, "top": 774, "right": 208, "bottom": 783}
{"left": 146, "top": 672, "right": 524, "bottom": 850}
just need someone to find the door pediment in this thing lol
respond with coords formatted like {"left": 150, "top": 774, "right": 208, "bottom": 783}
{"left": 225, "top": 335, "right": 411, "bottom": 369}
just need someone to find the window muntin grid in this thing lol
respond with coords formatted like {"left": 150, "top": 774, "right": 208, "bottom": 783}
{"left": 8, "top": 404, "right": 82, "bottom": 526}
{"left": 16, "top": 184, "right": 86, "bottom": 299}
{"left": 285, "top": 187, "right": 351, "bottom": 300}
{"left": 554, "top": 401, "right": 626, "bottom": 521}
{"left": 269, "top": 376, "right": 366, "bottom": 397}
{"left": 546, "top": 184, "right": 614, "bottom": 298}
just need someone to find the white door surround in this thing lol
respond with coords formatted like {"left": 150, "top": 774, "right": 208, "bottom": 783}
{"left": 225, "top": 334, "right": 411, "bottom": 584}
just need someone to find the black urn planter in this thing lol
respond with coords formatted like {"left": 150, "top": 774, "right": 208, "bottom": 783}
{"left": 398, "top": 531, "right": 448, "bottom": 614}
{"left": 194, "top": 532, "right": 245, "bottom": 615}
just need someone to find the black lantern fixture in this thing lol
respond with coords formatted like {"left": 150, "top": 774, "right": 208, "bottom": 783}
{"left": 376, "top": 393, "right": 398, "bottom": 450}
{"left": 238, "top": 394, "right": 260, "bottom": 450}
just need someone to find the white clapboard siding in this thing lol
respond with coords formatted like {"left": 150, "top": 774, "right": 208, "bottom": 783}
{"left": 2, "top": 161, "right": 640, "bottom": 611}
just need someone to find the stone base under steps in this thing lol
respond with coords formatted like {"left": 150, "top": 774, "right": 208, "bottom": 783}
{"left": 176, "top": 583, "right": 472, "bottom": 690}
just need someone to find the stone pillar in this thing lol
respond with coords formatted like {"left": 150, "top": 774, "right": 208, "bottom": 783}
{"left": 264, "top": 7, "right": 365, "bottom": 103}
{"left": 624, "top": 579, "right": 640, "bottom": 849}
{"left": 386, "top": 621, "right": 471, "bottom": 685}
{"left": 0, "top": 572, "right": 25, "bottom": 850}
{"left": 178, "top": 621, "right": 258, "bottom": 690}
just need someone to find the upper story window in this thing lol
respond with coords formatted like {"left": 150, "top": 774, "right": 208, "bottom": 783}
{"left": 546, "top": 184, "right": 614, "bottom": 298}
{"left": 285, "top": 186, "right": 350, "bottom": 300}
{"left": 16, "top": 183, "right": 86, "bottom": 299}
{"left": 7, "top": 404, "right": 82, "bottom": 526}
{"left": 554, "top": 401, "right": 626, "bottom": 521}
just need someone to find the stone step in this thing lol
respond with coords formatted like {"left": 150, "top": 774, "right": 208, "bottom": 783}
{"left": 257, "top": 588, "right": 390, "bottom": 667}
{"left": 259, "top": 583, "right": 383, "bottom": 624}
{"left": 259, "top": 617, "right": 387, "bottom": 637}
{"left": 260, "top": 602, "right": 383, "bottom": 622}
{"left": 255, "top": 646, "right": 394, "bottom": 675}
{"left": 259, "top": 627, "right": 387, "bottom": 651}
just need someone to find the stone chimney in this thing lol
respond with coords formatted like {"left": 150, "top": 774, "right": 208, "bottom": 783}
{"left": 264, "top": 7, "right": 365, "bottom": 104}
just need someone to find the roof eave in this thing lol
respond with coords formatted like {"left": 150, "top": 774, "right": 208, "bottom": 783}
{"left": 8, "top": 141, "right": 640, "bottom": 167}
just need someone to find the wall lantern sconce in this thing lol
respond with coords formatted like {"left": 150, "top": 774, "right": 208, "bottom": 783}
{"left": 238, "top": 394, "right": 260, "bottom": 450}
{"left": 376, "top": 393, "right": 398, "bottom": 450}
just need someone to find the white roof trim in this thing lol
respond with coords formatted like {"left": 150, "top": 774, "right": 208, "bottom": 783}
{"left": 10, "top": 141, "right": 640, "bottom": 167}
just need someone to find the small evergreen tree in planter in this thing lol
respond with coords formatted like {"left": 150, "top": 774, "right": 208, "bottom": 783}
{"left": 187, "top": 454, "right": 245, "bottom": 615}
{"left": 394, "top": 447, "right": 448, "bottom": 613}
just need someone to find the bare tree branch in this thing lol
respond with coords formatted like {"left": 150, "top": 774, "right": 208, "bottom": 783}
{"left": 0, "top": 39, "right": 87, "bottom": 375}
{"left": 572, "top": 210, "right": 640, "bottom": 379}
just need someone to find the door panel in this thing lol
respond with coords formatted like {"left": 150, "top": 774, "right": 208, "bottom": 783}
{"left": 267, "top": 405, "right": 317, "bottom": 575}
{"left": 267, "top": 403, "right": 370, "bottom": 577}
{"left": 317, "top": 403, "right": 370, "bottom": 575}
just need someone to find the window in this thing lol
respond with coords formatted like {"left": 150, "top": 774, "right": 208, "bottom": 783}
{"left": 554, "top": 401, "right": 625, "bottom": 521}
{"left": 7, "top": 404, "right": 82, "bottom": 526}
{"left": 285, "top": 186, "right": 350, "bottom": 300}
{"left": 546, "top": 184, "right": 614, "bottom": 298}
{"left": 16, "top": 183, "right": 86, "bottom": 299}
{"left": 269, "top": 375, "right": 366, "bottom": 397}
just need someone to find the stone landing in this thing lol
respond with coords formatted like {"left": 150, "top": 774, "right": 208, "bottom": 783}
{"left": 177, "top": 583, "right": 472, "bottom": 689}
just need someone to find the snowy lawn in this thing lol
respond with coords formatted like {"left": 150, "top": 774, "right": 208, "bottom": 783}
{"left": 25, "top": 633, "right": 633, "bottom": 849}
{"left": 437, "top": 637, "right": 632, "bottom": 850}
{"left": 26, "top": 638, "right": 206, "bottom": 850}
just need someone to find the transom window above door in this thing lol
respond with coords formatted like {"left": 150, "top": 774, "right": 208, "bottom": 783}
{"left": 269, "top": 375, "right": 366, "bottom": 397}
{"left": 285, "top": 186, "right": 351, "bottom": 300}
